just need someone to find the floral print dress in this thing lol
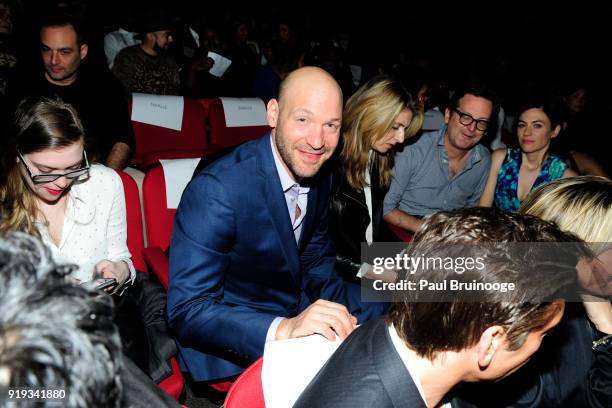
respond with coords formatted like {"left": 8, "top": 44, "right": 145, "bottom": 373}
{"left": 494, "top": 148, "right": 568, "bottom": 212}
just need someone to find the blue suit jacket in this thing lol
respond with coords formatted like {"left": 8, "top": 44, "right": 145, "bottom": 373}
{"left": 167, "top": 134, "right": 359, "bottom": 381}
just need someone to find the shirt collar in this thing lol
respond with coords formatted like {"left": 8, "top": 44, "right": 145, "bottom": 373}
{"left": 437, "top": 125, "right": 485, "bottom": 166}
{"left": 436, "top": 125, "right": 448, "bottom": 147}
{"left": 388, "top": 324, "right": 453, "bottom": 408}
{"left": 270, "top": 136, "right": 310, "bottom": 194}
{"left": 388, "top": 323, "right": 428, "bottom": 404}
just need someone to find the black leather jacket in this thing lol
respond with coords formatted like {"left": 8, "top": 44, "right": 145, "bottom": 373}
{"left": 329, "top": 163, "right": 397, "bottom": 282}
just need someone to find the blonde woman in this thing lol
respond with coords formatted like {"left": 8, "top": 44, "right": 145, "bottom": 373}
{"left": 329, "top": 75, "right": 422, "bottom": 281}
{"left": 0, "top": 96, "right": 134, "bottom": 290}
{"left": 511, "top": 176, "right": 611, "bottom": 407}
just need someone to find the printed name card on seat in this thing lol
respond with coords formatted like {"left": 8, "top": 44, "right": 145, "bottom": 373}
{"left": 208, "top": 97, "right": 270, "bottom": 150}
{"left": 129, "top": 94, "right": 209, "bottom": 168}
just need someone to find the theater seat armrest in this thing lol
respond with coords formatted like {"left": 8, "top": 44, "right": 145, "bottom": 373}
{"left": 158, "top": 357, "right": 184, "bottom": 401}
{"left": 142, "top": 246, "right": 170, "bottom": 290}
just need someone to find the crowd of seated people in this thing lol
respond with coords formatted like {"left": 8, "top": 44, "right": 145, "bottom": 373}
{"left": 0, "top": 2, "right": 610, "bottom": 408}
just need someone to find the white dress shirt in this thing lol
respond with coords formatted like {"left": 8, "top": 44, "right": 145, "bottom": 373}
{"left": 36, "top": 164, "right": 136, "bottom": 284}
{"left": 266, "top": 137, "right": 310, "bottom": 341}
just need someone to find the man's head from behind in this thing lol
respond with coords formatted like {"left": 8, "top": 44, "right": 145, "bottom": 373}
{"left": 266, "top": 66, "right": 343, "bottom": 181}
{"left": 0, "top": 233, "right": 122, "bottom": 407}
{"left": 39, "top": 12, "right": 88, "bottom": 86}
{"left": 388, "top": 207, "right": 587, "bottom": 381}
{"left": 444, "top": 84, "right": 498, "bottom": 151}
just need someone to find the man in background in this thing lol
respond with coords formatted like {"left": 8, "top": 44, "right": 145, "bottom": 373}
{"left": 6, "top": 10, "right": 134, "bottom": 169}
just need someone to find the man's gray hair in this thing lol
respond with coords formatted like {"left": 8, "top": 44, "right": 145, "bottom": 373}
{"left": 0, "top": 232, "right": 123, "bottom": 407}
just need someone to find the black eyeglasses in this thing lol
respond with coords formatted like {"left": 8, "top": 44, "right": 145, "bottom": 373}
{"left": 453, "top": 108, "right": 489, "bottom": 132}
{"left": 18, "top": 150, "right": 90, "bottom": 184}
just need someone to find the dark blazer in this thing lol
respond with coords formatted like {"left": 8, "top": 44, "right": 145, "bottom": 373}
{"left": 167, "top": 134, "right": 362, "bottom": 382}
{"left": 329, "top": 160, "right": 398, "bottom": 281}
{"left": 294, "top": 318, "right": 427, "bottom": 408}
{"left": 453, "top": 303, "right": 612, "bottom": 408}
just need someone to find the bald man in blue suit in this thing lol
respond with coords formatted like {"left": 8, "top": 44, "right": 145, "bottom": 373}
{"left": 167, "top": 67, "right": 372, "bottom": 383}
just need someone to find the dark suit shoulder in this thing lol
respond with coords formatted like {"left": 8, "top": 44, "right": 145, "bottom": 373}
{"left": 198, "top": 138, "right": 260, "bottom": 180}
{"left": 294, "top": 319, "right": 393, "bottom": 408}
{"left": 295, "top": 318, "right": 426, "bottom": 408}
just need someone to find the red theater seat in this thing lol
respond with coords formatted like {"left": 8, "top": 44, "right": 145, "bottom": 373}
{"left": 158, "top": 357, "right": 184, "bottom": 401}
{"left": 208, "top": 97, "right": 270, "bottom": 150}
{"left": 129, "top": 95, "right": 209, "bottom": 168}
{"left": 116, "top": 169, "right": 184, "bottom": 400}
{"left": 116, "top": 170, "right": 146, "bottom": 272}
{"left": 387, "top": 223, "right": 414, "bottom": 242}
{"left": 142, "top": 165, "right": 175, "bottom": 288}
{"left": 141, "top": 159, "right": 198, "bottom": 288}
{"left": 224, "top": 358, "right": 265, "bottom": 408}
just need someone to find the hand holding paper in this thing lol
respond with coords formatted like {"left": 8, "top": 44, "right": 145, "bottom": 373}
{"left": 207, "top": 52, "right": 232, "bottom": 77}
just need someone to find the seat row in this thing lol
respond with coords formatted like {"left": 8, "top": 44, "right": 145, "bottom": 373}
{"left": 127, "top": 95, "right": 270, "bottom": 169}
{"left": 117, "top": 92, "right": 285, "bottom": 401}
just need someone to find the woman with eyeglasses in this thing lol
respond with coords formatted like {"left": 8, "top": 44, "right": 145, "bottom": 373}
{"left": 479, "top": 93, "right": 577, "bottom": 212}
{"left": 0, "top": 96, "right": 134, "bottom": 290}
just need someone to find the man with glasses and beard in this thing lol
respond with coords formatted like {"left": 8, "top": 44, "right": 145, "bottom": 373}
{"left": 112, "top": 9, "right": 180, "bottom": 96}
{"left": 383, "top": 84, "right": 496, "bottom": 235}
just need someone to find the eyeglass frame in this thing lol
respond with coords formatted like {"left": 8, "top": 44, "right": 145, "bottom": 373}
{"left": 17, "top": 149, "right": 90, "bottom": 184}
{"left": 452, "top": 108, "right": 490, "bottom": 132}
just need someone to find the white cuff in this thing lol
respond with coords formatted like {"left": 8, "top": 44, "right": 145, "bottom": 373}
{"left": 266, "top": 317, "right": 285, "bottom": 343}
{"left": 356, "top": 262, "right": 371, "bottom": 278}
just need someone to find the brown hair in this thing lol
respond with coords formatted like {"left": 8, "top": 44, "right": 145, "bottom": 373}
{"left": 0, "top": 96, "right": 84, "bottom": 236}
{"left": 388, "top": 207, "right": 587, "bottom": 360}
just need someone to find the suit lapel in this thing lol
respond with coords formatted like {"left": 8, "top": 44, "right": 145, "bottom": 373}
{"left": 257, "top": 135, "right": 301, "bottom": 284}
{"left": 372, "top": 320, "right": 427, "bottom": 408}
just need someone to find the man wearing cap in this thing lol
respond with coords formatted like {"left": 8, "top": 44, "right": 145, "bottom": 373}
{"left": 112, "top": 9, "right": 180, "bottom": 96}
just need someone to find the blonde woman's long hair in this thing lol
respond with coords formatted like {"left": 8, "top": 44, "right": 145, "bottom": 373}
{"left": 341, "top": 75, "right": 423, "bottom": 191}
{"left": 519, "top": 176, "right": 612, "bottom": 254}
{"left": 0, "top": 96, "right": 85, "bottom": 237}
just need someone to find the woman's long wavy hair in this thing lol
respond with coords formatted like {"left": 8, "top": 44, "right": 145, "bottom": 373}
{"left": 341, "top": 75, "right": 423, "bottom": 191}
{"left": 0, "top": 96, "right": 84, "bottom": 237}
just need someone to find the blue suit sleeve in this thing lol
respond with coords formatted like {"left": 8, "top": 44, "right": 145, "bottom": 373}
{"left": 299, "top": 186, "right": 383, "bottom": 322}
{"left": 167, "top": 174, "right": 276, "bottom": 361}
{"left": 300, "top": 200, "right": 351, "bottom": 308}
